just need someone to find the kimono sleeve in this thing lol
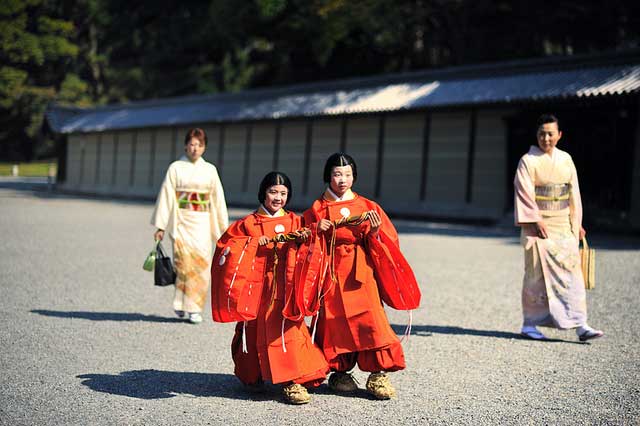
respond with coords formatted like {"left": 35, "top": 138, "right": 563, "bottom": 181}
{"left": 365, "top": 201, "right": 420, "bottom": 310}
{"left": 291, "top": 213, "right": 303, "bottom": 230}
{"left": 375, "top": 203, "right": 399, "bottom": 247}
{"left": 209, "top": 166, "right": 229, "bottom": 242}
{"left": 150, "top": 164, "right": 177, "bottom": 237}
{"left": 568, "top": 158, "right": 583, "bottom": 240}
{"left": 364, "top": 199, "right": 399, "bottom": 247}
{"left": 513, "top": 156, "right": 542, "bottom": 225}
{"left": 302, "top": 202, "right": 323, "bottom": 227}
{"left": 217, "top": 219, "right": 248, "bottom": 246}
{"left": 211, "top": 217, "right": 261, "bottom": 323}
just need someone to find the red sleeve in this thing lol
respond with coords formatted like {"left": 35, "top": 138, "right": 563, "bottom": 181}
{"left": 377, "top": 206, "right": 399, "bottom": 246}
{"left": 302, "top": 200, "right": 323, "bottom": 227}
{"left": 290, "top": 212, "right": 302, "bottom": 230}
{"left": 217, "top": 217, "right": 248, "bottom": 245}
{"left": 364, "top": 199, "right": 399, "bottom": 246}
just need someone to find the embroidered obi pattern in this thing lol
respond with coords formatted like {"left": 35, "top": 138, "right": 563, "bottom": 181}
{"left": 177, "top": 191, "right": 210, "bottom": 211}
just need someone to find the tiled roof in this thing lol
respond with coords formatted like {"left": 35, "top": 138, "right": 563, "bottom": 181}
{"left": 46, "top": 51, "right": 640, "bottom": 134}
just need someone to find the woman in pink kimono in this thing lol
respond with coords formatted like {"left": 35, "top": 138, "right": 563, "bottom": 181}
{"left": 514, "top": 114, "right": 603, "bottom": 342}
{"left": 151, "top": 128, "right": 229, "bottom": 324}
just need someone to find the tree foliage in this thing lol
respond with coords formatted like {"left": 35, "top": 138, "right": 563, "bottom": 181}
{"left": 0, "top": 0, "right": 638, "bottom": 160}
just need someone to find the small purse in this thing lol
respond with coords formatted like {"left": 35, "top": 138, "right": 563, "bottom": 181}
{"left": 142, "top": 243, "right": 157, "bottom": 272}
{"left": 580, "top": 237, "right": 595, "bottom": 290}
{"left": 154, "top": 242, "right": 176, "bottom": 286}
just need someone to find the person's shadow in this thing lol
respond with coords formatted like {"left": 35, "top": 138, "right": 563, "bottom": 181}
{"left": 391, "top": 323, "right": 583, "bottom": 343}
{"left": 391, "top": 323, "right": 522, "bottom": 339}
{"left": 77, "top": 370, "right": 269, "bottom": 401}
{"left": 31, "top": 309, "right": 183, "bottom": 323}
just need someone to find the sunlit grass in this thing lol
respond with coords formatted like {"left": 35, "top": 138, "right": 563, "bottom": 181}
{"left": 0, "top": 162, "right": 57, "bottom": 177}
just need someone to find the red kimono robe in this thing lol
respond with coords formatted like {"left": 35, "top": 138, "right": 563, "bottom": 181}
{"left": 228, "top": 208, "right": 328, "bottom": 386}
{"left": 303, "top": 191, "right": 406, "bottom": 373}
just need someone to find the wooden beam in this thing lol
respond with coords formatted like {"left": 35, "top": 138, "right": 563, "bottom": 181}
{"left": 242, "top": 124, "right": 253, "bottom": 193}
{"left": 111, "top": 132, "right": 119, "bottom": 186}
{"left": 149, "top": 129, "right": 156, "bottom": 187}
{"left": 171, "top": 127, "right": 178, "bottom": 161}
{"left": 375, "top": 114, "right": 386, "bottom": 198}
{"left": 218, "top": 125, "right": 225, "bottom": 173}
{"left": 340, "top": 117, "right": 348, "bottom": 152}
{"left": 420, "top": 112, "right": 431, "bottom": 201}
{"left": 465, "top": 109, "right": 477, "bottom": 203}
{"left": 79, "top": 142, "right": 85, "bottom": 186}
{"left": 303, "top": 119, "right": 313, "bottom": 195}
{"left": 95, "top": 133, "right": 102, "bottom": 185}
{"left": 130, "top": 131, "right": 137, "bottom": 187}
{"left": 273, "top": 121, "right": 281, "bottom": 170}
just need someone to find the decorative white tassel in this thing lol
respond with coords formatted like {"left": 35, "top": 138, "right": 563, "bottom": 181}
{"left": 400, "top": 311, "right": 413, "bottom": 343}
{"left": 228, "top": 240, "right": 250, "bottom": 312}
{"left": 310, "top": 315, "right": 318, "bottom": 344}
{"left": 281, "top": 318, "right": 287, "bottom": 353}
{"left": 242, "top": 321, "right": 248, "bottom": 353}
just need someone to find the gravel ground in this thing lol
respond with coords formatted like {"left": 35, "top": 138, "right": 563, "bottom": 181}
{"left": 1, "top": 179, "right": 638, "bottom": 425}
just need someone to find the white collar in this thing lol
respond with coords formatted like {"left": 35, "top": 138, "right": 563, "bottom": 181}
{"left": 257, "top": 204, "right": 285, "bottom": 217}
{"left": 530, "top": 145, "right": 557, "bottom": 160}
{"left": 180, "top": 155, "right": 204, "bottom": 165}
{"left": 325, "top": 187, "right": 354, "bottom": 201}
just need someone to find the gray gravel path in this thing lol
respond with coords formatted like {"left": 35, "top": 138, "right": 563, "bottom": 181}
{"left": 1, "top": 180, "right": 638, "bottom": 425}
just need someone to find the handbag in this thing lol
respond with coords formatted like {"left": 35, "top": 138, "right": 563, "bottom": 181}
{"left": 142, "top": 243, "right": 157, "bottom": 271}
{"left": 154, "top": 242, "right": 176, "bottom": 286}
{"left": 580, "top": 237, "right": 595, "bottom": 290}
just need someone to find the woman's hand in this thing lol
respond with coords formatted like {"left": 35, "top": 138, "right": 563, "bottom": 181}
{"left": 579, "top": 226, "right": 586, "bottom": 240}
{"left": 535, "top": 221, "right": 548, "bottom": 239}
{"left": 318, "top": 219, "right": 333, "bottom": 233}
{"left": 154, "top": 229, "right": 164, "bottom": 241}
{"left": 258, "top": 236, "right": 270, "bottom": 246}
{"left": 295, "top": 229, "right": 311, "bottom": 243}
{"left": 368, "top": 210, "right": 382, "bottom": 235}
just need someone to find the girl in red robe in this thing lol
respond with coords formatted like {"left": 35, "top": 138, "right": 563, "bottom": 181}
{"left": 303, "top": 153, "right": 406, "bottom": 400}
{"left": 222, "top": 172, "right": 328, "bottom": 404}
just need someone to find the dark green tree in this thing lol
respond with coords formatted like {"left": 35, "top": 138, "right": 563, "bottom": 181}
{"left": 1, "top": 0, "right": 639, "bottom": 160}
{"left": 0, "top": 0, "right": 88, "bottom": 160}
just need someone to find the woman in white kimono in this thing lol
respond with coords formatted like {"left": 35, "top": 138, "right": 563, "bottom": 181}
{"left": 514, "top": 114, "right": 603, "bottom": 342}
{"left": 151, "top": 128, "right": 229, "bottom": 324}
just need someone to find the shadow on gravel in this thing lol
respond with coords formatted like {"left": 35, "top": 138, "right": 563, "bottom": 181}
{"left": 31, "top": 309, "right": 184, "bottom": 323}
{"left": 313, "top": 385, "right": 380, "bottom": 400}
{"left": 77, "top": 370, "right": 257, "bottom": 400}
{"left": 503, "top": 236, "right": 640, "bottom": 250}
{"left": 392, "top": 324, "right": 584, "bottom": 344}
{"left": 0, "top": 180, "right": 50, "bottom": 191}
{"left": 391, "top": 323, "right": 521, "bottom": 339}
{"left": 394, "top": 223, "right": 519, "bottom": 239}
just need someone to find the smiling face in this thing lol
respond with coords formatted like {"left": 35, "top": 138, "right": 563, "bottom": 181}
{"left": 536, "top": 122, "right": 562, "bottom": 154}
{"left": 185, "top": 137, "right": 205, "bottom": 162}
{"left": 263, "top": 184, "right": 288, "bottom": 214}
{"left": 329, "top": 165, "right": 354, "bottom": 197}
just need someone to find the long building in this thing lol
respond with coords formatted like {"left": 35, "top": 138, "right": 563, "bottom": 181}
{"left": 46, "top": 50, "right": 640, "bottom": 229}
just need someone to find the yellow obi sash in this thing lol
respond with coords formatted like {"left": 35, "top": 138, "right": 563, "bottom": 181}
{"left": 535, "top": 184, "right": 570, "bottom": 210}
